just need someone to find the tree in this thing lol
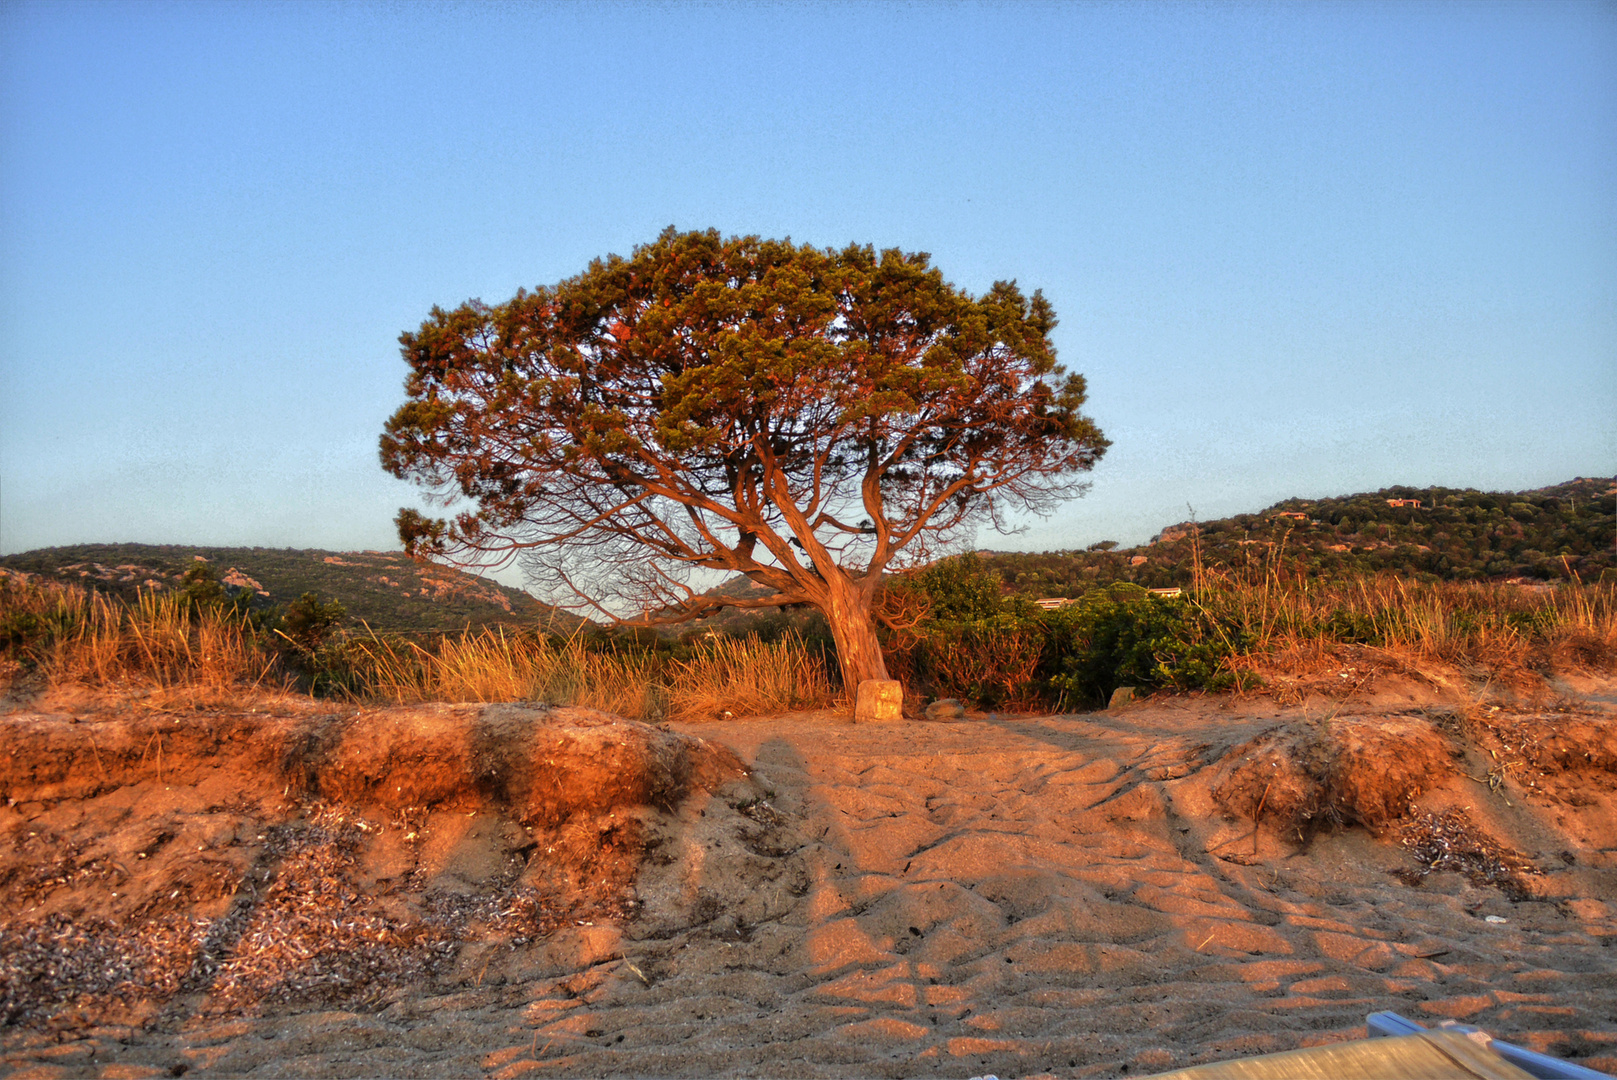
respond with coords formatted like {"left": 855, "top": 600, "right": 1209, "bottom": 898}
{"left": 380, "top": 228, "right": 1108, "bottom": 691}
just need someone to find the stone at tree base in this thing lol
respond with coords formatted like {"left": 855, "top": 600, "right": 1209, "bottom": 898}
{"left": 855, "top": 680, "right": 903, "bottom": 723}
{"left": 1108, "top": 686, "right": 1137, "bottom": 710}
{"left": 924, "top": 698, "right": 966, "bottom": 722}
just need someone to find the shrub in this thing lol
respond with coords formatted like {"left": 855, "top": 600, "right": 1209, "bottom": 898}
{"left": 279, "top": 592, "right": 347, "bottom": 652}
{"left": 894, "top": 618, "right": 1046, "bottom": 710}
{"left": 177, "top": 562, "right": 229, "bottom": 613}
{"left": 1041, "top": 584, "right": 1251, "bottom": 705}
{"left": 898, "top": 553, "right": 1032, "bottom": 622}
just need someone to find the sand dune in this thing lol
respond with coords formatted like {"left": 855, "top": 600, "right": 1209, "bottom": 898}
{"left": 2, "top": 684, "right": 1613, "bottom": 1078}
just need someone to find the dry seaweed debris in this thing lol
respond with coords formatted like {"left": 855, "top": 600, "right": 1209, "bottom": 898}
{"left": 1472, "top": 712, "right": 1617, "bottom": 777}
{"left": 0, "top": 830, "right": 128, "bottom": 906}
{"left": 0, "top": 911, "right": 210, "bottom": 1026}
{"left": 0, "top": 800, "right": 645, "bottom": 1028}
{"left": 0, "top": 805, "right": 453, "bottom": 1026}
{"left": 203, "top": 808, "right": 457, "bottom": 1013}
{"left": 1397, "top": 809, "right": 1542, "bottom": 900}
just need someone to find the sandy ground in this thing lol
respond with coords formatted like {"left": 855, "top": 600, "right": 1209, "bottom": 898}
{"left": 2, "top": 673, "right": 1615, "bottom": 1078}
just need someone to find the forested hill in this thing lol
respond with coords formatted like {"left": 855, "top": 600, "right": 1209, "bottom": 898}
{"left": 984, "top": 476, "right": 1617, "bottom": 598}
{"left": 0, "top": 544, "right": 581, "bottom": 632}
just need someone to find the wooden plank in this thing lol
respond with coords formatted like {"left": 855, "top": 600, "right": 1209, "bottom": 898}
{"left": 1145, "top": 1032, "right": 1537, "bottom": 1079}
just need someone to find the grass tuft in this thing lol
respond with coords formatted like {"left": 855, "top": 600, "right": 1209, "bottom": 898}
{"left": 0, "top": 574, "right": 277, "bottom": 702}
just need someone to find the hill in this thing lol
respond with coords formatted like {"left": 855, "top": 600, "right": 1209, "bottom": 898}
{"left": 7, "top": 475, "right": 1608, "bottom": 632}
{"left": 984, "top": 475, "right": 1617, "bottom": 598}
{"left": 0, "top": 544, "right": 582, "bottom": 632}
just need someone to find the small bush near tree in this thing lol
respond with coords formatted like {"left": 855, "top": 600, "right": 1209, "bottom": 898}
{"left": 279, "top": 592, "right": 347, "bottom": 653}
{"left": 1042, "top": 584, "right": 1250, "bottom": 705}
{"left": 883, "top": 561, "right": 1250, "bottom": 710}
{"left": 178, "top": 562, "right": 228, "bottom": 614}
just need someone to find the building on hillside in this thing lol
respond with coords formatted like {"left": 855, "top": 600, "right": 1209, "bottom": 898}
{"left": 1148, "top": 587, "right": 1183, "bottom": 598}
{"left": 1273, "top": 511, "right": 1309, "bottom": 521}
{"left": 1035, "top": 597, "right": 1077, "bottom": 611}
{"left": 1385, "top": 498, "right": 1423, "bottom": 508}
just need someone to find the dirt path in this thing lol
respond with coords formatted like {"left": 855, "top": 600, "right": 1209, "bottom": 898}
{"left": 3, "top": 697, "right": 1615, "bottom": 1078}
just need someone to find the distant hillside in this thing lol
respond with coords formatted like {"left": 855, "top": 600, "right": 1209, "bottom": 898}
{"left": 985, "top": 476, "right": 1617, "bottom": 597}
{"left": 0, "top": 544, "right": 584, "bottom": 632}
{"left": 660, "top": 476, "right": 1616, "bottom": 633}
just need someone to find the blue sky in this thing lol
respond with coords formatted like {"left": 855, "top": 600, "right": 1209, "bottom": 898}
{"left": 2, "top": 0, "right": 1613, "bottom": 574}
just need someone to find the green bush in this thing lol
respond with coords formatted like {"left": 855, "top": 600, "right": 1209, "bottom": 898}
{"left": 296, "top": 637, "right": 386, "bottom": 699}
{"left": 0, "top": 577, "right": 88, "bottom": 668}
{"left": 1041, "top": 584, "right": 1250, "bottom": 705}
{"left": 280, "top": 592, "right": 347, "bottom": 652}
{"left": 896, "top": 617, "right": 1046, "bottom": 709}
{"left": 883, "top": 574, "right": 1253, "bottom": 710}
{"left": 900, "top": 553, "right": 1034, "bottom": 622}
{"left": 1320, "top": 608, "right": 1379, "bottom": 644}
{"left": 177, "top": 562, "right": 229, "bottom": 613}
{"left": 0, "top": 610, "right": 46, "bottom": 655}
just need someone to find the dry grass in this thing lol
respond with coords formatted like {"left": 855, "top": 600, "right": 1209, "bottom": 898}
{"left": 664, "top": 633, "right": 836, "bottom": 721}
{"left": 1200, "top": 573, "right": 1617, "bottom": 678}
{"left": 337, "top": 628, "right": 667, "bottom": 717}
{"left": 1, "top": 572, "right": 835, "bottom": 719}
{"left": 0, "top": 574, "right": 279, "bottom": 705}
{"left": 341, "top": 627, "right": 834, "bottom": 722}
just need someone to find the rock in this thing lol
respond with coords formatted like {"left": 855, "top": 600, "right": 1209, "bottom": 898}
{"left": 924, "top": 698, "right": 966, "bottom": 722}
{"left": 1108, "top": 686, "right": 1137, "bottom": 710}
{"left": 854, "top": 680, "right": 903, "bottom": 723}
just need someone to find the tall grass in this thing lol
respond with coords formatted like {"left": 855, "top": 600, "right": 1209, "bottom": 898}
{"left": 664, "top": 633, "right": 836, "bottom": 721}
{"left": 317, "top": 627, "right": 835, "bottom": 722}
{"left": 0, "top": 574, "right": 275, "bottom": 695}
{"left": 330, "top": 629, "right": 667, "bottom": 718}
{"left": 1196, "top": 573, "right": 1617, "bottom": 675}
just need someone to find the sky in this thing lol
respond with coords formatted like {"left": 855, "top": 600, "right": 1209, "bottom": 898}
{"left": 2, "top": 0, "right": 1614, "bottom": 581}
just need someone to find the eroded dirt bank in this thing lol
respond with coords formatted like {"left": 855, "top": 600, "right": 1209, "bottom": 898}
{"left": 2, "top": 681, "right": 1615, "bottom": 1079}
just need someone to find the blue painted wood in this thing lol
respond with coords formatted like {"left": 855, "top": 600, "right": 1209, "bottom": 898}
{"left": 1365, "top": 1011, "right": 1613, "bottom": 1080}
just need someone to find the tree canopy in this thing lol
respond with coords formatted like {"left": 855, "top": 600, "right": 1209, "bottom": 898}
{"left": 380, "top": 228, "right": 1108, "bottom": 689}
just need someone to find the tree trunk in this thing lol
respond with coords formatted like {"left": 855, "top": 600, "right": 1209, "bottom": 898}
{"left": 820, "top": 577, "right": 891, "bottom": 691}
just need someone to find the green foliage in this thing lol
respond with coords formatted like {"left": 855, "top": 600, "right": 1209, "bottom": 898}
{"left": 295, "top": 637, "right": 383, "bottom": 699}
{"left": 890, "top": 620, "right": 1043, "bottom": 709}
{"left": 279, "top": 592, "right": 347, "bottom": 653}
{"left": 178, "top": 562, "right": 228, "bottom": 612}
{"left": 380, "top": 227, "right": 1108, "bottom": 690}
{"left": 1318, "top": 608, "right": 1379, "bottom": 644}
{"left": 884, "top": 578, "right": 1250, "bottom": 709}
{"left": 881, "top": 555, "right": 1046, "bottom": 706}
{"left": 0, "top": 576, "right": 83, "bottom": 665}
{"left": 0, "top": 610, "right": 45, "bottom": 655}
{"left": 902, "top": 553, "right": 1029, "bottom": 623}
{"left": 1041, "top": 585, "right": 1250, "bottom": 704}
{"left": 983, "top": 476, "right": 1615, "bottom": 594}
